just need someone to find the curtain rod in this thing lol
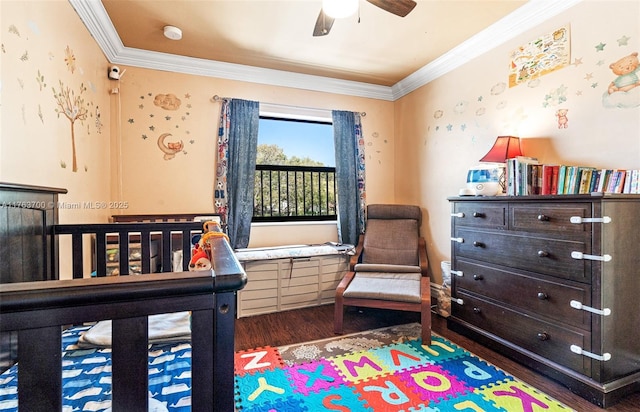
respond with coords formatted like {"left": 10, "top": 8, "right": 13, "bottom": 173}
{"left": 210, "top": 95, "right": 366, "bottom": 117}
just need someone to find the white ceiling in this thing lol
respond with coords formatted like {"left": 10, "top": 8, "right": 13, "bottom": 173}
{"left": 70, "top": 0, "right": 582, "bottom": 101}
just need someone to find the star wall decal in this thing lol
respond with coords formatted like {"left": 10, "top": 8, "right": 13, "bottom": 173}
{"left": 572, "top": 57, "right": 583, "bottom": 66}
{"left": 617, "top": 35, "right": 630, "bottom": 46}
{"left": 595, "top": 42, "right": 606, "bottom": 52}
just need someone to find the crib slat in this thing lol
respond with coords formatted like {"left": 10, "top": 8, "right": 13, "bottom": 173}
{"left": 112, "top": 316, "right": 149, "bottom": 411}
{"left": 161, "top": 229, "right": 172, "bottom": 272}
{"left": 140, "top": 230, "right": 152, "bottom": 274}
{"left": 18, "top": 326, "right": 61, "bottom": 412}
{"left": 118, "top": 233, "right": 129, "bottom": 275}
{"left": 181, "top": 230, "right": 192, "bottom": 271}
{"left": 191, "top": 308, "right": 214, "bottom": 411}
{"left": 95, "top": 233, "right": 107, "bottom": 277}
{"left": 71, "top": 232, "right": 83, "bottom": 279}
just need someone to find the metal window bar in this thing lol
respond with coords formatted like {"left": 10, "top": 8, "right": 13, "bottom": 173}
{"left": 254, "top": 164, "right": 336, "bottom": 222}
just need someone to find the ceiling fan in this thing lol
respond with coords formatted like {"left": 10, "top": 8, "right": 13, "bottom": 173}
{"left": 313, "top": 0, "right": 417, "bottom": 37}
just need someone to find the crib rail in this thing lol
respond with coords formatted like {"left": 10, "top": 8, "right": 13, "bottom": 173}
{"left": 0, "top": 236, "right": 246, "bottom": 412}
{"left": 54, "top": 221, "right": 204, "bottom": 278}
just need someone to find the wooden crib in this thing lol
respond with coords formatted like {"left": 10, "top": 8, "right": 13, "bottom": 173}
{"left": 0, "top": 182, "right": 246, "bottom": 411}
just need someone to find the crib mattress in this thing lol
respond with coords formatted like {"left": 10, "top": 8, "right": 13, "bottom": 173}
{"left": 0, "top": 325, "right": 191, "bottom": 412}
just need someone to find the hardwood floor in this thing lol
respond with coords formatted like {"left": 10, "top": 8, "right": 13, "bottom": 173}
{"left": 235, "top": 305, "right": 640, "bottom": 411}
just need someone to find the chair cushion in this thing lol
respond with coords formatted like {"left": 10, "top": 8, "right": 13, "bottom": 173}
{"left": 367, "top": 204, "right": 421, "bottom": 222}
{"left": 354, "top": 264, "right": 421, "bottom": 273}
{"left": 343, "top": 272, "right": 422, "bottom": 303}
{"left": 362, "top": 219, "right": 419, "bottom": 266}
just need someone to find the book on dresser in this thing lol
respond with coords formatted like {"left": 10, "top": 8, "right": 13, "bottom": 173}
{"left": 506, "top": 163, "right": 640, "bottom": 195}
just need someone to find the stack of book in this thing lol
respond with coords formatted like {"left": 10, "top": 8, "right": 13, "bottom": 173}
{"left": 506, "top": 157, "right": 640, "bottom": 195}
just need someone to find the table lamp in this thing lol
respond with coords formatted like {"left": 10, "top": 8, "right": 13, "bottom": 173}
{"left": 468, "top": 136, "right": 522, "bottom": 195}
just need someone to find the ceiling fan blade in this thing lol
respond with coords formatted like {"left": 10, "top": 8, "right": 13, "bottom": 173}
{"left": 366, "top": 0, "right": 417, "bottom": 17}
{"left": 313, "top": 9, "right": 335, "bottom": 36}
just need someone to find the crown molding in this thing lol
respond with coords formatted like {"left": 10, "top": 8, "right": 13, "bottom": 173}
{"left": 70, "top": 0, "right": 582, "bottom": 102}
{"left": 391, "top": 0, "right": 583, "bottom": 100}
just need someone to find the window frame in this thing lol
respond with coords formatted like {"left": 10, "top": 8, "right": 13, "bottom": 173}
{"left": 253, "top": 114, "right": 336, "bottom": 223}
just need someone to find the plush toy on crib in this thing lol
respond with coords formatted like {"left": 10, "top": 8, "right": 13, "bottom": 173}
{"left": 188, "top": 220, "right": 229, "bottom": 271}
{"left": 189, "top": 243, "right": 212, "bottom": 271}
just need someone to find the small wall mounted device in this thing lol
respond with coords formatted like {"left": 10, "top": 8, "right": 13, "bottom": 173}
{"left": 108, "top": 65, "right": 126, "bottom": 80}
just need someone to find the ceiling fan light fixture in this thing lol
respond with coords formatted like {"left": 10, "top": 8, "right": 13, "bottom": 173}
{"left": 322, "top": 0, "right": 358, "bottom": 19}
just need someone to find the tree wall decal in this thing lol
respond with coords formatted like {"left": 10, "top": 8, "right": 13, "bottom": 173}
{"left": 52, "top": 80, "right": 88, "bottom": 172}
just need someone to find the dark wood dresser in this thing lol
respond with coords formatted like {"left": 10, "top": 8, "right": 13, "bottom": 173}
{"left": 448, "top": 194, "right": 640, "bottom": 407}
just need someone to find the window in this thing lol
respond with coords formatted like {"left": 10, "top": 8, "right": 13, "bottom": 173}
{"left": 253, "top": 115, "right": 336, "bottom": 222}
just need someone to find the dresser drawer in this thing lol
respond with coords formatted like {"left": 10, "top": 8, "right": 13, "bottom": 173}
{"left": 511, "top": 203, "right": 592, "bottom": 233}
{"left": 452, "top": 202, "right": 506, "bottom": 229}
{"left": 453, "top": 291, "right": 591, "bottom": 376}
{"left": 454, "top": 259, "right": 591, "bottom": 329}
{"left": 454, "top": 228, "right": 591, "bottom": 283}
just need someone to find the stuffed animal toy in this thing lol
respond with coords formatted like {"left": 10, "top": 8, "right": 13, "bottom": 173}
{"left": 189, "top": 243, "right": 212, "bottom": 271}
{"left": 188, "top": 220, "right": 228, "bottom": 271}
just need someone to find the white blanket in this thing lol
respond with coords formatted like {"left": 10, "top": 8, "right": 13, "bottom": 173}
{"left": 77, "top": 312, "right": 191, "bottom": 348}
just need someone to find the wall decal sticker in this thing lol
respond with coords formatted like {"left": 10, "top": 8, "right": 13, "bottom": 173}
{"left": 64, "top": 45, "right": 75, "bottom": 73}
{"left": 490, "top": 82, "right": 506, "bottom": 95}
{"left": 154, "top": 93, "right": 181, "bottom": 110}
{"left": 602, "top": 51, "right": 640, "bottom": 108}
{"left": 556, "top": 109, "right": 569, "bottom": 128}
{"left": 157, "top": 132, "right": 184, "bottom": 160}
{"left": 8, "top": 25, "right": 20, "bottom": 36}
{"left": 52, "top": 80, "right": 89, "bottom": 172}
{"left": 542, "top": 84, "right": 568, "bottom": 108}
{"left": 36, "top": 69, "right": 46, "bottom": 90}
{"left": 509, "top": 26, "right": 570, "bottom": 88}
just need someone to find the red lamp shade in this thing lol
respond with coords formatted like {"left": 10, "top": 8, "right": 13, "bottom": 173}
{"left": 479, "top": 136, "right": 523, "bottom": 163}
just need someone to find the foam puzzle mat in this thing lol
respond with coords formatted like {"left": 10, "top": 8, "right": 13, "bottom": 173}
{"left": 234, "top": 333, "right": 575, "bottom": 411}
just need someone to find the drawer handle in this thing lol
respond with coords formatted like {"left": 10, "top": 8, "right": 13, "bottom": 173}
{"left": 537, "top": 250, "right": 549, "bottom": 258}
{"left": 472, "top": 307, "right": 482, "bottom": 314}
{"left": 451, "top": 212, "right": 465, "bottom": 218}
{"left": 570, "top": 300, "right": 611, "bottom": 316}
{"left": 570, "top": 345, "right": 611, "bottom": 362}
{"left": 571, "top": 251, "right": 612, "bottom": 262}
{"left": 473, "top": 274, "right": 484, "bottom": 281}
{"left": 472, "top": 212, "right": 485, "bottom": 218}
{"left": 570, "top": 216, "right": 611, "bottom": 224}
{"left": 473, "top": 241, "right": 485, "bottom": 248}
{"left": 537, "top": 332, "right": 550, "bottom": 341}
{"left": 537, "top": 214, "right": 549, "bottom": 221}
{"left": 537, "top": 292, "right": 548, "bottom": 300}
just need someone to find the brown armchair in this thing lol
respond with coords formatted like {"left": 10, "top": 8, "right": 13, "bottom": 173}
{"left": 334, "top": 204, "right": 431, "bottom": 345}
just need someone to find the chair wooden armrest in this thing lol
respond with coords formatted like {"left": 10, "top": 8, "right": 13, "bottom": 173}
{"left": 348, "top": 234, "right": 365, "bottom": 271}
{"left": 418, "top": 237, "right": 429, "bottom": 277}
{"left": 335, "top": 270, "right": 356, "bottom": 296}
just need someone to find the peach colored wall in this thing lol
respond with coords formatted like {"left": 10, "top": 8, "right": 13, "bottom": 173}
{"left": 1, "top": 0, "right": 112, "bottom": 225}
{"left": 112, "top": 66, "right": 395, "bottom": 247}
{"left": 395, "top": 1, "right": 640, "bottom": 283}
